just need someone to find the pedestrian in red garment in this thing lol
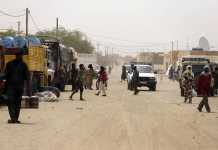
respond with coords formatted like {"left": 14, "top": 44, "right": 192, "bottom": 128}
{"left": 197, "top": 66, "right": 212, "bottom": 113}
{"left": 95, "top": 66, "right": 108, "bottom": 96}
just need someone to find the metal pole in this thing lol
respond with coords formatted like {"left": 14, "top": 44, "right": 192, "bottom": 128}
{"left": 17, "top": 21, "right": 21, "bottom": 35}
{"left": 55, "top": 17, "right": 60, "bottom": 67}
{"left": 171, "top": 41, "right": 174, "bottom": 64}
{"left": 26, "top": 8, "right": 29, "bottom": 36}
{"left": 177, "top": 40, "right": 179, "bottom": 51}
{"left": 97, "top": 43, "right": 100, "bottom": 54}
{"left": 56, "top": 17, "right": 59, "bottom": 39}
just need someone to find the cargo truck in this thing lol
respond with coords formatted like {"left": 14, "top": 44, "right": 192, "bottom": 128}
{"left": 0, "top": 36, "right": 48, "bottom": 95}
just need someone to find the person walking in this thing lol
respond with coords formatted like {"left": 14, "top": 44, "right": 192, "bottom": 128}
{"left": 69, "top": 64, "right": 85, "bottom": 101}
{"left": 168, "top": 66, "right": 174, "bottom": 80}
{"left": 95, "top": 66, "right": 108, "bottom": 96}
{"left": 182, "top": 65, "right": 194, "bottom": 103}
{"left": 108, "top": 66, "right": 112, "bottom": 75}
{"left": 132, "top": 66, "right": 139, "bottom": 95}
{"left": 197, "top": 66, "right": 212, "bottom": 113}
{"left": 85, "top": 64, "right": 95, "bottom": 90}
{"left": 70, "top": 63, "right": 78, "bottom": 92}
{"left": 212, "top": 67, "right": 218, "bottom": 95}
{"left": 121, "top": 65, "right": 127, "bottom": 82}
{"left": 53, "top": 65, "right": 65, "bottom": 91}
{"left": 4, "top": 53, "right": 30, "bottom": 123}
{"left": 129, "top": 64, "right": 135, "bottom": 90}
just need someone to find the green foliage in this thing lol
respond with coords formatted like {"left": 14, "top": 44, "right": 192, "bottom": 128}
{"left": 36, "top": 27, "right": 95, "bottom": 53}
{"left": 0, "top": 29, "right": 16, "bottom": 36}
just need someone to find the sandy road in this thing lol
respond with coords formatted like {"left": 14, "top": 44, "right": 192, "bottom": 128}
{"left": 0, "top": 66, "right": 218, "bottom": 150}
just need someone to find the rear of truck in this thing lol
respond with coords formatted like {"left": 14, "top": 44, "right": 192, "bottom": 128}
{"left": 4, "top": 46, "right": 48, "bottom": 94}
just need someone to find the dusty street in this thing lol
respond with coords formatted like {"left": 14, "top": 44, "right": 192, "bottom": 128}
{"left": 1, "top": 66, "right": 218, "bottom": 150}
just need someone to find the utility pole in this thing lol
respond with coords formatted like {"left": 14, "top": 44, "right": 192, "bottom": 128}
{"left": 17, "top": 21, "right": 21, "bottom": 35}
{"left": 25, "top": 8, "right": 29, "bottom": 36}
{"left": 55, "top": 17, "right": 60, "bottom": 68}
{"left": 96, "top": 43, "right": 100, "bottom": 54}
{"left": 111, "top": 48, "right": 114, "bottom": 66}
{"left": 176, "top": 40, "right": 179, "bottom": 51}
{"left": 56, "top": 17, "right": 59, "bottom": 39}
{"left": 106, "top": 46, "right": 109, "bottom": 56}
{"left": 171, "top": 41, "right": 174, "bottom": 64}
{"left": 186, "top": 37, "right": 190, "bottom": 50}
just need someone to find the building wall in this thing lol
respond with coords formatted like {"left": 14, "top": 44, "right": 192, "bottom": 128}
{"left": 77, "top": 53, "right": 97, "bottom": 67}
{"left": 137, "top": 52, "right": 165, "bottom": 71}
{"left": 137, "top": 52, "right": 164, "bottom": 64}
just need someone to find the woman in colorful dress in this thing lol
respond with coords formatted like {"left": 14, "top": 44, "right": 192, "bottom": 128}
{"left": 182, "top": 65, "right": 194, "bottom": 103}
{"left": 85, "top": 64, "right": 95, "bottom": 90}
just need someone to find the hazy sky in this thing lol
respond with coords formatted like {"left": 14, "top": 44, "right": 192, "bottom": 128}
{"left": 1, "top": 0, "right": 218, "bottom": 53}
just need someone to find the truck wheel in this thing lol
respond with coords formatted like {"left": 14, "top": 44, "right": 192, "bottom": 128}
{"left": 150, "top": 86, "right": 156, "bottom": 91}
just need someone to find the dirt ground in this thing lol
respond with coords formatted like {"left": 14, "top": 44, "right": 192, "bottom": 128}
{"left": 1, "top": 66, "right": 218, "bottom": 150}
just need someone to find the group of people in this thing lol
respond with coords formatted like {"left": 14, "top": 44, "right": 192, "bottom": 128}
{"left": 168, "top": 65, "right": 181, "bottom": 81}
{"left": 181, "top": 65, "right": 218, "bottom": 113}
{"left": 53, "top": 64, "right": 92, "bottom": 92}
{"left": 69, "top": 63, "right": 108, "bottom": 100}
{"left": 0, "top": 51, "right": 109, "bottom": 123}
{"left": 53, "top": 64, "right": 111, "bottom": 91}
{"left": 1, "top": 52, "right": 218, "bottom": 124}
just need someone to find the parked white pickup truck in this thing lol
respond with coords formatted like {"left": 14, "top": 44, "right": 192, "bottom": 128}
{"left": 127, "top": 64, "right": 157, "bottom": 91}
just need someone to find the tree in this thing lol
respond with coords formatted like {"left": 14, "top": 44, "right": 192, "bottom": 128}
{"left": 0, "top": 29, "right": 16, "bottom": 36}
{"left": 36, "top": 27, "right": 95, "bottom": 53}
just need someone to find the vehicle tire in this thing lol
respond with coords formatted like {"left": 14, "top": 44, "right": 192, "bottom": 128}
{"left": 150, "top": 86, "right": 156, "bottom": 91}
{"left": 211, "top": 90, "right": 214, "bottom": 97}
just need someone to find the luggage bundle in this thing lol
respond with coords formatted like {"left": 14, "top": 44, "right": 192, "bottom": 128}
{"left": 0, "top": 36, "right": 28, "bottom": 55}
{"left": 21, "top": 96, "right": 39, "bottom": 109}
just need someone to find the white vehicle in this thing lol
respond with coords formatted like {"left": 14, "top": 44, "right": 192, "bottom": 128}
{"left": 127, "top": 64, "right": 157, "bottom": 91}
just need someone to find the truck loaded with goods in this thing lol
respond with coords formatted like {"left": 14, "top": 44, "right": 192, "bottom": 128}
{"left": 0, "top": 36, "right": 77, "bottom": 107}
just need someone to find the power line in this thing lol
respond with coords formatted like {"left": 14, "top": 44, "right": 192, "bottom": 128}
{"left": 91, "top": 39, "right": 168, "bottom": 51}
{"left": 29, "top": 13, "right": 41, "bottom": 32}
{"left": 0, "top": 9, "right": 25, "bottom": 17}
{"left": 76, "top": 28, "right": 169, "bottom": 46}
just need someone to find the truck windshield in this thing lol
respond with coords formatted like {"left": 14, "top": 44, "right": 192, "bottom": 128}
{"left": 137, "top": 66, "right": 153, "bottom": 73}
{"left": 183, "top": 65, "right": 205, "bottom": 76}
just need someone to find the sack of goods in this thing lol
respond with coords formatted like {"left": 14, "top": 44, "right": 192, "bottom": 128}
{"left": 1, "top": 36, "right": 28, "bottom": 55}
{"left": 192, "top": 89, "right": 197, "bottom": 97}
{"left": 21, "top": 96, "right": 39, "bottom": 109}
